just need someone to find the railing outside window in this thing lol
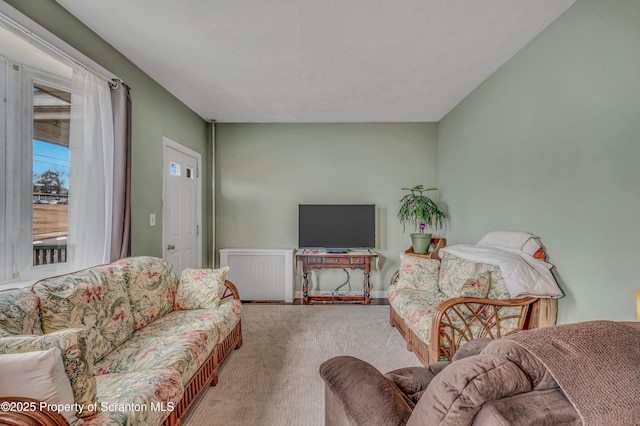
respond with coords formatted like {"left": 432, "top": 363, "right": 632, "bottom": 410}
{"left": 33, "top": 244, "right": 67, "bottom": 266}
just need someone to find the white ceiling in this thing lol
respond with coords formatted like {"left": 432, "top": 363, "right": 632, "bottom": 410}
{"left": 55, "top": 0, "right": 575, "bottom": 123}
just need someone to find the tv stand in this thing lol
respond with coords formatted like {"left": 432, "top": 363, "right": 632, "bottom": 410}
{"left": 296, "top": 249, "right": 378, "bottom": 304}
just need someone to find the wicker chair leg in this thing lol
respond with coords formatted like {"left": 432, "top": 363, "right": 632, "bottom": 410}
{"left": 235, "top": 322, "right": 243, "bottom": 349}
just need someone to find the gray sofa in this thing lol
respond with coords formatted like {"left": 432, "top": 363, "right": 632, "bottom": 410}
{"left": 320, "top": 320, "right": 640, "bottom": 425}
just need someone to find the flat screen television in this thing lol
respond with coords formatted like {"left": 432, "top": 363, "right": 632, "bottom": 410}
{"left": 298, "top": 204, "right": 375, "bottom": 249}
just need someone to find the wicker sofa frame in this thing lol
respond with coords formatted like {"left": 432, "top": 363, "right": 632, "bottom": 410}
{"left": 164, "top": 279, "right": 243, "bottom": 426}
{"left": 0, "top": 280, "right": 242, "bottom": 426}
{"left": 389, "top": 270, "right": 556, "bottom": 366}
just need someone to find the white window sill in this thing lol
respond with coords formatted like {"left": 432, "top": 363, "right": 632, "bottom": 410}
{"left": 0, "top": 278, "right": 39, "bottom": 291}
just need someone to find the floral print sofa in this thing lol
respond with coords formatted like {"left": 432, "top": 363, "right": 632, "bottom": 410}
{"left": 0, "top": 256, "right": 242, "bottom": 426}
{"left": 389, "top": 249, "right": 557, "bottom": 365}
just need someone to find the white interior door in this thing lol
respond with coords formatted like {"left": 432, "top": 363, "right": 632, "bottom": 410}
{"left": 163, "top": 138, "right": 202, "bottom": 275}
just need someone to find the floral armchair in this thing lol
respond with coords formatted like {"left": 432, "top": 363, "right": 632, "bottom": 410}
{"left": 388, "top": 232, "right": 560, "bottom": 364}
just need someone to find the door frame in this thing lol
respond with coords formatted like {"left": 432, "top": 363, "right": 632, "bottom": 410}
{"left": 162, "top": 137, "right": 203, "bottom": 269}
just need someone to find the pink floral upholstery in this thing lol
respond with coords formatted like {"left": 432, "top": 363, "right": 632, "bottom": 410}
{"left": 0, "top": 287, "right": 43, "bottom": 336}
{"left": 1, "top": 256, "right": 242, "bottom": 425}
{"left": 210, "top": 299, "right": 242, "bottom": 343}
{"left": 452, "top": 273, "right": 491, "bottom": 299}
{"left": 396, "top": 254, "right": 440, "bottom": 291}
{"left": 438, "top": 253, "right": 512, "bottom": 300}
{"left": 94, "top": 311, "right": 219, "bottom": 386}
{"left": 0, "top": 328, "right": 98, "bottom": 417}
{"left": 33, "top": 264, "right": 134, "bottom": 362}
{"left": 388, "top": 288, "right": 445, "bottom": 321}
{"left": 112, "top": 256, "right": 179, "bottom": 331}
{"left": 389, "top": 252, "right": 524, "bottom": 350}
{"left": 83, "top": 369, "right": 182, "bottom": 426}
{"left": 174, "top": 266, "right": 229, "bottom": 310}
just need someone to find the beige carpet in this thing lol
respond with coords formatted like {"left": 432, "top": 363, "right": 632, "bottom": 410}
{"left": 184, "top": 304, "right": 421, "bottom": 426}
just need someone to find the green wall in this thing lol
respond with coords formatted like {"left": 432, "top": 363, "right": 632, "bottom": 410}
{"left": 215, "top": 123, "right": 438, "bottom": 293}
{"left": 10, "top": 0, "right": 639, "bottom": 318}
{"left": 437, "top": 0, "right": 640, "bottom": 323}
{"left": 6, "top": 0, "right": 212, "bottom": 265}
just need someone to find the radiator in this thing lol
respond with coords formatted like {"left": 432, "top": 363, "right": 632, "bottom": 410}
{"left": 219, "top": 248, "right": 294, "bottom": 303}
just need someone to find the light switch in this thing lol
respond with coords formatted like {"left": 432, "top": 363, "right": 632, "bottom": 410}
{"left": 150, "top": 213, "right": 156, "bottom": 226}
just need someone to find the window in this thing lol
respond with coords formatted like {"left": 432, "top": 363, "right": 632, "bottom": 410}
{"left": 171, "top": 162, "right": 181, "bottom": 176}
{"left": 0, "top": 27, "right": 73, "bottom": 283}
{"left": 0, "top": 19, "right": 114, "bottom": 286}
{"left": 32, "top": 82, "right": 71, "bottom": 266}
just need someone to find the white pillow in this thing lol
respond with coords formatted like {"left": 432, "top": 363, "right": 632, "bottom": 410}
{"left": 0, "top": 348, "right": 79, "bottom": 425}
{"left": 477, "top": 231, "right": 541, "bottom": 256}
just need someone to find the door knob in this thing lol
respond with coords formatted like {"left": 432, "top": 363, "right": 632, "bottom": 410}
{"left": 167, "top": 244, "right": 175, "bottom": 250}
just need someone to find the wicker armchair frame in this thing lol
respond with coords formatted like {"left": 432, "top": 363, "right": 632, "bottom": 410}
{"left": 429, "top": 295, "right": 536, "bottom": 363}
{"left": 389, "top": 270, "right": 548, "bottom": 365}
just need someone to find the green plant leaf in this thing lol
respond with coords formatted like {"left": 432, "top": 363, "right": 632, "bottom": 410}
{"left": 397, "top": 185, "right": 446, "bottom": 233}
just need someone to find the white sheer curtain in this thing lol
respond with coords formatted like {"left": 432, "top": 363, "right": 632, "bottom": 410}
{"left": 69, "top": 65, "right": 114, "bottom": 269}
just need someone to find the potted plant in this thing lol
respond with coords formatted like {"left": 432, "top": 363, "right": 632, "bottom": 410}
{"left": 397, "top": 185, "right": 446, "bottom": 254}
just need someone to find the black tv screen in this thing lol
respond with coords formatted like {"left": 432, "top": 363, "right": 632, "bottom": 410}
{"left": 298, "top": 204, "right": 375, "bottom": 249}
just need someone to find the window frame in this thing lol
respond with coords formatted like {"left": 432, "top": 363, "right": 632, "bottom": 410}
{"left": 1, "top": 61, "right": 75, "bottom": 285}
{"left": 0, "top": 6, "right": 119, "bottom": 289}
{"left": 20, "top": 67, "right": 72, "bottom": 278}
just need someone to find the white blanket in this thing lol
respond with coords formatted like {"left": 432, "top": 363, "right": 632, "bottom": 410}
{"left": 440, "top": 244, "right": 563, "bottom": 298}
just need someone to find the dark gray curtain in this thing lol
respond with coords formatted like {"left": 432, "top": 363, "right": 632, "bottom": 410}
{"left": 110, "top": 79, "right": 132, "bottom": 261}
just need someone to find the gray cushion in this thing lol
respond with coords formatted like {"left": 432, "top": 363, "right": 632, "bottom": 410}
{"left": 320, "top": 356, "right": 413, "bottom": 426}
{"left": 384, "top": 362, "right": 449, "bottom": 403}
{"left": 451, "top": 337, "right": 493, "bottom": 361}
{"left": 472, "top": 388, "right": 581, "bottom": 426}
{"left": 408, "top": 354, "right": 532, "bottom": 426}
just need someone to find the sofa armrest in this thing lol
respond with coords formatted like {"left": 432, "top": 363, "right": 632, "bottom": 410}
{"left": 220, "top": 279, "right": 240, "bottom": 301}
{"left": 429, "top": 296, "right": 538, "bottom": 362}
{"left": 320, "top": 356, "right": 413, "bottom": 426}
